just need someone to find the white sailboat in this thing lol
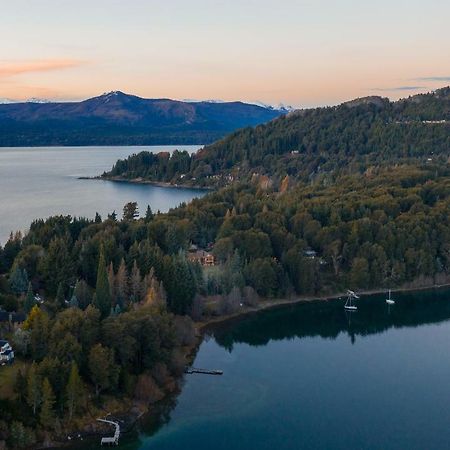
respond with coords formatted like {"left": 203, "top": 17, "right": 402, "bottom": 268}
{"left": 386, "top": 289, "right": 395, "bottom": 305}
{"left": 344, "top": 290, "right": 359, "bottom": 311}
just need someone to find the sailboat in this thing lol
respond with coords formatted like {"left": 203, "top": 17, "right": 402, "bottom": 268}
{"left": 344, "top": 290, "right": 359, "bottom": 311}
{"left": 386, "top": 289, "right": 395, "bottom": 305}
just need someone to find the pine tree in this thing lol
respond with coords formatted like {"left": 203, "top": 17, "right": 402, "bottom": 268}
{"left": 88, "top": 344, "right": 119, "bottom": 397}
{"left": 40, "top": 378, "right": 56, "bottom": 428}
{"left": 10, "top": 267, "right": 28, "bottom": 294}
{"left": 145, "top": 205, "right": 154, "bottom": 222}
{"left": 27, "top": 362, "right": 41, "bottom": 415}
{"left": 66, "top": 362, "right": 84, "bottom": 420}
{"left": 74, "top": 279, "right": 91, "bottom": 309}
{"left": 115, "top": 258, "right": 128, "bottom": 307}
{"left": 24, "top": 282, "right": 35, "bottom": 314}
{"left": 129, "top": 260, "right": 142, "bottom": 302}
{"left": 107, "top": 262, "right": 116, "bottom": 304}
{"left": 42, "top": 237, "right": 74, "bottom": 296}
{"left": 94, "top": 249, "right": 111, "bottom": 318}
{"left": 166, "top": 254, "right": 196, "bottom": 314}
{"left": 123, "top": 202, "right": 139, "bottom": 221}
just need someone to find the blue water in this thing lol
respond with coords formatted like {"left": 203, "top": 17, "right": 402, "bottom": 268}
{"left": 0, "top": 146, "right": 204, "bottom": 245}
{"left": 128, "top": 288, "right": 450, "bottom": 450}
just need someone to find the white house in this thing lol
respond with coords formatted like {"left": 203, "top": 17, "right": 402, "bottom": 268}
{"left": 0, "top": 340, "right": 14, "bottom": 365}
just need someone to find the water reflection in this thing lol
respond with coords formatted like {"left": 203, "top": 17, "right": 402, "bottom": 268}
{"left": 209, "top": 288, "right": 450, "bottom": 350}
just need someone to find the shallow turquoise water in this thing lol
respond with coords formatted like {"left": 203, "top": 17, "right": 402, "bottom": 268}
{"left": 128, "top": 288, "right": 450, "bottom": 450}
{"left": 0, "top": 145, "right": 203, "bottom": 244}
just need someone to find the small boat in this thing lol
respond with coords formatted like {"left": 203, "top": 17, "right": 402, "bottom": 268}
{"left": 386, "top": 289, "right": 395, "bottom": 305}
{"left": 344, "top": 290, "right": 359, "bottom": 311}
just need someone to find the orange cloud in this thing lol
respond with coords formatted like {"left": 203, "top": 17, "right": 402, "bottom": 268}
{"left": 0, "top": 59, "right": 85, "bottom": 78}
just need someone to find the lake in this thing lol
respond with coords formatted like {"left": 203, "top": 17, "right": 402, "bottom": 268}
{"left": 0, "top": 146, "right": 204, "bottom": 245}
{"left": 113, "top": 287, "right": 450, "bottom": 450}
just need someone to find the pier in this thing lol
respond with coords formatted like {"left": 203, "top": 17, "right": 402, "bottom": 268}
{"left": 97, "top": 418, "right": 120, "bottom": 446}
{"left": 185, "top": 367, "right": 223, "bottom": 375}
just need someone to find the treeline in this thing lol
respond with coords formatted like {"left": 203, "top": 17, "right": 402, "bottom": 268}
{"left": 0, "top": 164, "right": 450, "bottom": 445}
{"left": 103, "top": 87, "right": 450, "bottom": 187}
{"left": 104, "top": 150, "right": 192, "bottom": 182}
{"left": 2, "top": 165, "right": 449, "bottom": 315}
{"left": 0, "top": 302, "right": 185, "bottom": 448}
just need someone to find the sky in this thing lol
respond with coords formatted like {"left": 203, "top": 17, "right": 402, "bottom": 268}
{"left": 1, "top": 0, "right": 450, "bottom": 107}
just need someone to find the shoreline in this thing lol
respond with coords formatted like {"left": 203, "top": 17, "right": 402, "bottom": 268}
{"left": 79, "top": 175, "right": 214, "bottom": 191}
{"left": 197, "top": 282, "right": 450, "bottom": 332}
{"left": 32, "top": 281, "right": 450, "bottom": 449}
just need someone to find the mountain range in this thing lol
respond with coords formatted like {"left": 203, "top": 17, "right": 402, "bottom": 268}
{"left": 0, "top": 91, "right": 286, "bottom": 146}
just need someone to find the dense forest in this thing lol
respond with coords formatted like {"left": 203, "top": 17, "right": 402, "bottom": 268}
{"left": 104, "top": 87, "right": 450, "bottom": 187}
{"left": 1, "top": 89, "right": 450, "bottom": 448}
{"left": 1, "top": 165, "right": 450, "bottom": 447}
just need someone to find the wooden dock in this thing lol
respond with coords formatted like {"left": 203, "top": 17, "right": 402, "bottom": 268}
{"left": 97, "top": 418, "right": 120, "bottom": 446}
{"left": 185, "top": 367, "right": 223, "bottom": 375}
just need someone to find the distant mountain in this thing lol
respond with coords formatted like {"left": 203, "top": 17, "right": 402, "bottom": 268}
{"left": 103, "top": 87, "right": 450, "bottom": 187}
{"left": 0, "top": 91, "right": 286, "bottom": 146}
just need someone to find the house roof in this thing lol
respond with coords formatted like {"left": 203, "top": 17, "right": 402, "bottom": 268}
{"left": 0, "top": 340, "right": 9, "bottom": 346}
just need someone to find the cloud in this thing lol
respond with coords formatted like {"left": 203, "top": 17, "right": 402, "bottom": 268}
{"left": 371, "top": 86, "right": 425, "bottom": 92}
{"left": 415, "top": 76, "right": 450, "bottom": 82}
{"left": 0, "top": 59, "right": 85, "bottom": 78}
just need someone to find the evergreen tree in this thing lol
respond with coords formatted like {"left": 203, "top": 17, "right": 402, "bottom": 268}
{"left": 42, "top": 236, "right": 74, "bottom": 296}
{"left": 9, "top": 422, "right": 36, "bottom": 449}
{"left": 94, "top": 249, "right": 111, "bottom": 318}
{"left": 66, "top": 362, "right": 84, "bottom": 420}
{"left": 123, "top": 202, "right": 139, "bottom": 221}
{"left": 14, "top": 369, "right": 27, "bottom": 403}
{"left": 73, "top": 279, "right": 91, "bottom": 310}
{"left": 107, "top": 210, "right": 117, "bottom": 221}
{"left": 165, "top": 254, "right": 196, "bottom": 314}
{"left": 24, "top": 282, "right": 35, "bottom": 314}
{"left": 88, "top": 344, "right": 119, "bottom": 397}
{"left": 107, "top": 262, "right": 116, "bottom": 304}
{"left": 129, "top": 260, "right": 142, "bottom": 302}
{"left": 26, "top": 362, "right": 41, "bottom": 415}
{"left": 40, "top": 378, "right": 56, "bottom": 428}
{"left": 145, "top": 205, "right": 154, "bottom": 222}
{"left": 115, "top": 258, "right": 128, "bottom": 307}
{"left": 10, "top": 267, "right": 28, "bottom": 294}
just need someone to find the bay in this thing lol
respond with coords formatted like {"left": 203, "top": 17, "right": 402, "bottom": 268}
{"left": 118, "top": 288, "right": 450, "bottom": 450}
{"left": 0, "top": 146, "right": 204, "bottom": 245}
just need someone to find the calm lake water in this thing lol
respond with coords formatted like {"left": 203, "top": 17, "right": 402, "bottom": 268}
{"left": 0, "top": 146, "right": 204, "bottom": 245}
{"left": 110, "top": 287, "right": 450, "bottom": 450}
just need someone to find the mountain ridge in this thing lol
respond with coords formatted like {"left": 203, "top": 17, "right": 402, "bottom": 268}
{"left": 103, "top": 87, "right": 450, "bottom": 188}
{"left": 0, "top": 91, "right": 285, "bottom": 146}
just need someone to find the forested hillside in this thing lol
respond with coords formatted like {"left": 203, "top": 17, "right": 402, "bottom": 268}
{"left": 1, "top": 88, "right": 449, "bottom": 448}
{"left": 104, "top": 87, "right": 450, "bottom": 187}
{"left": 0, "top": 91, "right": 284, "bottom": 146}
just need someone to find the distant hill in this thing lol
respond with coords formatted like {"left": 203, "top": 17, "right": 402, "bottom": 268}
{"left": 103, "top": 87, "right": 450, "bottom": 187}
{"left": 0, "top": 91, "right": 285, "bottom": 146}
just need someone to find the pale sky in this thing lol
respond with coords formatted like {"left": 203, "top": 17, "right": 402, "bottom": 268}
{"left": 1, "top": 0, "right": 450, "bottom": 107}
